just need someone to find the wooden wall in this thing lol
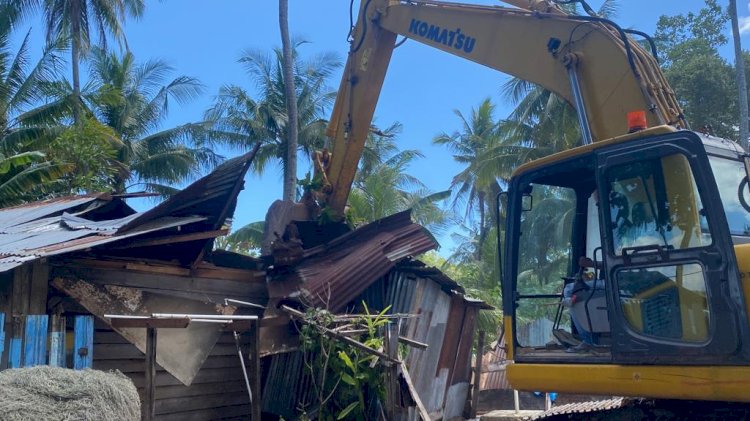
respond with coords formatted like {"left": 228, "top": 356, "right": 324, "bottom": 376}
{"left": 92, "top": 318, "right": 254, "bottom": 421}
{"left": 0, "top": 262, "right": 49, "bottom": 369}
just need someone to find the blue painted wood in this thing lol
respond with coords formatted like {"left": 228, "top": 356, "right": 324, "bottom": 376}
{"left": 23, "top": 315, "right": 48, "bottom": 367}
{"left": 9, "top": 316, "right": 23, "bottom": 368}
{"left": 74, "top": 316, "right": 94, "bottom": 370}
{"left": 9, "top": 338, "right": 21, "bottom": 368}
{"left": 48, "top": 314, "right": 65, "bottom": 367}
{"left": 48, "top": 331, "right": 65, "bottom": 367}
{"left": 0, "top": 313, "right": 5, "bottom": 361}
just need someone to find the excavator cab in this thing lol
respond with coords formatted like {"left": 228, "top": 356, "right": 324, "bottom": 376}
{"left": 501, "top": 129, "right": 750, "bottom": 378}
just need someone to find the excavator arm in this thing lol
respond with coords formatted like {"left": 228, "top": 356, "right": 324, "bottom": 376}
{"left": 321, "top": 0, "right": 686, "bottom": 219}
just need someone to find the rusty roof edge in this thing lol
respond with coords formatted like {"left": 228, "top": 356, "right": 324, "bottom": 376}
{"left": 116, "top": 149, "right": 258, "bottom": 234}
{"left": 302, "top": 210, "right": 415, "bottom": 258}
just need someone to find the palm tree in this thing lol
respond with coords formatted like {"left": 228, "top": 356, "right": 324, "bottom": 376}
{"left": 279, "top": 0, "right": 298, "bottom": 201}
{"left": 350, "top": 123, "right": 450, "bottom": 233}
{"left": 14, "top": 0, "right": 145, "bottom": 125}
{"left": 205, "top": 43, "right": 339, "bottom": 193}
{"left": 86, "top": 47, "right": 219, "bottom": 194}
{"left": 0, "top": 5, "right": 72, "bottom": 204}
{"left": 433, "top": 98, "right": 503, "bottom": 253}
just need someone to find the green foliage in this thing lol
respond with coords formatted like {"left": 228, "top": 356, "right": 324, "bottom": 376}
{"left": 47, "top": 117, "right": 122, "bottom": 193}
{"left": 86, "top": 47, "right": 218, "bottom": 194}
{"left": 348, "top": 123, "right": 450, "bottom": 233}
{"left": 214, "top": 221, "right": 265, "bottom": 256}
{"left": 205, "top": 41, "right": 339, "bottom": 180}
{"left": 654, "top": 0, "right": 728, "bottom": 63}
{"left": 655, "top": 0, "right": 740, "bottom": 140}
{"left": 298, "top": 303, "right": 390, "bottom": 421}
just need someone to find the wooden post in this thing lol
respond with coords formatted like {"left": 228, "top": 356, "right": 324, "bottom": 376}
{"left": 385, "top": 321, "right": 399, "bottom": 420}
{"left": 470, "top": 330, "right": 486, "bottom": 418}
{"left": 144, "top": 327, "right": 157, "bottom": 421}
{"left": 249, "top": 318, "right": 261, "bottom": 421}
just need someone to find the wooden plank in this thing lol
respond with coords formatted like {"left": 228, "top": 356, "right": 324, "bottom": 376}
{"left": 127, "top": 367, "right": 246, "bottom": 389}
{"left": 74, "top": 315, "right": 94, "bottom": 369}
{"left": 110, "top": 229, "right": 227, "bottom": 250}
{"left": 93, "top": 344, "right": 144, "bottom": 360}
{"left": 11, "top": 265, "right": 31, "bottom": 316}
{"left": 94, "top": 330, "right": 132, "bottom": 344}
{"left": 400, "top": 361, "right": 431, "bottom": 421}
{"left": 48, "top": 314, "right": 65, "bottom": 367}
{"left": 144, "top": 327, "right": 157, "bottom": 421}
{"left": 23, "top": 314, "right": 48, "bottom": 366}
{"left": 249, "top": 320, "right": 261, "bottom": 421}
{"left": 154, "top": 392, "right": 249, "bottom": 415}
{"left": 151, "top": 381, "right": 247, "bottom": 400}
{"left": 29, "top": 261, "right": 48, "bottom": 314}
{"left": 8, "top": 316, "right": 23, "bottom": 368}
{"left": 155, "top": 404, "right": 252, "bottom": 421}
{"left": 109, "top": 317, "right": 190, "bottom": 329}
{"left": 52, "top": 266, "right": 267, "bottom": 300}
{"left": 93, "top": 355, "right": 242, "bottom": 373}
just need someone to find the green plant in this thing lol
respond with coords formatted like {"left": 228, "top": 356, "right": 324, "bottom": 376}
{"left": 299, "top": 303, "right": 391, "bottom": 421}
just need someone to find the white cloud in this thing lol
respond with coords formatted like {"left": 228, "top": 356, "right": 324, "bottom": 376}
{"left": 740, "top": 15, "right": 750, "bottom": 34}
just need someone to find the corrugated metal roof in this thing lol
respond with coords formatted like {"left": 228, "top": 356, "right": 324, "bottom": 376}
{"left": 0, "top": 150, "right": 258, "bottom": 272}
{"left": 282, "top": 210, "right": 439, "bottom": 311}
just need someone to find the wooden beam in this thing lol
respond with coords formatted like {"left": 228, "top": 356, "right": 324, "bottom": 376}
{"left": 109, "top": 317, "right": 190, "bottom": 329}
{"left": 109, "top": 229, "right": 227, "bottom": 250}
{"left": 281, "top": 305, "right": 398, "bottom": 364}
{"left": 144, "top": 327, "right": 157, "bottom": 421}
{"left": 249, "top": 319, "right": 261, "bottom": 421}
{"left": 399, "top": 361, "right": 431, "bottom": 420}
{"left": 399, "top": 335, "right": 428, "bottom": 350}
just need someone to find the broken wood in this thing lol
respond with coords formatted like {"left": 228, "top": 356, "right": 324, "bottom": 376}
{"left": 398, "top": 335, "right": 428, "bottom": 350}
{"left": 280, "top": 305, "right": 398, "bottom": 364}
{"left": 399, "top": 361, "right": 431, "bottom": 420}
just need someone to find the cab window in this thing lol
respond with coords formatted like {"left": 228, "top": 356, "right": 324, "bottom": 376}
{"left": 606, "top": 153, "right": 711, "bottom": 255}
{"left": 708, "top": 155, "right": 750, "bottom": 236}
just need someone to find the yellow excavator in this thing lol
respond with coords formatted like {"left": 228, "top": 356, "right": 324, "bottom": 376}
{"left": 309, "top": 0, "right": 750, "bottom": 417}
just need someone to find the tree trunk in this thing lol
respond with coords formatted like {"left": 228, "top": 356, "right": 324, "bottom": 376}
{"left": 279, "top": 0, "right": 298, "bottom": 201}
{"left": 731, "top": 0, "right": 749, "bottom": 148}
{"left": 71, "top": 0, "right": 82, "bottom": 126}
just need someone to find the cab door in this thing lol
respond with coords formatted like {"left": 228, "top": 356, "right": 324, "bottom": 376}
{"left": 596, "top": 132, "right": 747, "bottom": 364}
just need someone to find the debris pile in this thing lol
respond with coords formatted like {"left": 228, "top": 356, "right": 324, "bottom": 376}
{"left": 0, "top": 366, "right": 140, "bottom": 421}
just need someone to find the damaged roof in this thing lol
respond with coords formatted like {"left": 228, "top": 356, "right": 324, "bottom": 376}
{"left": 0, "top": 150, "right": 257, "bottom": 272}
{"left": 276, "top": 210, "right": 439, "bottom": 311}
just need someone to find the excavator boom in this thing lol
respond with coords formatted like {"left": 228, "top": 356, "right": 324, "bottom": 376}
{"left": 323, "top": 0, "right": 686, "bottom": 218}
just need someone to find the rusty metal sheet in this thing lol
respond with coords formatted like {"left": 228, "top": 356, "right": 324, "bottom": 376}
{"left": 117, "top": 149, "right": 257, "bottom": 233}
{"left": 0, "top": 151, "right": 259, "bottom": 273}
{"left": 273, "top": 211, "right": 438, "bottom": 312}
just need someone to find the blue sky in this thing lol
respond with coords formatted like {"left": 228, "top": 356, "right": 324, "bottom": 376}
{"left": 12, "top": 0, "right": 750, "bottom": 254}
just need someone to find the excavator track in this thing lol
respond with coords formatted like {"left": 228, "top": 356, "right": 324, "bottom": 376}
{"left": 534, "top": 398, "right": 750, "bottom": 420}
